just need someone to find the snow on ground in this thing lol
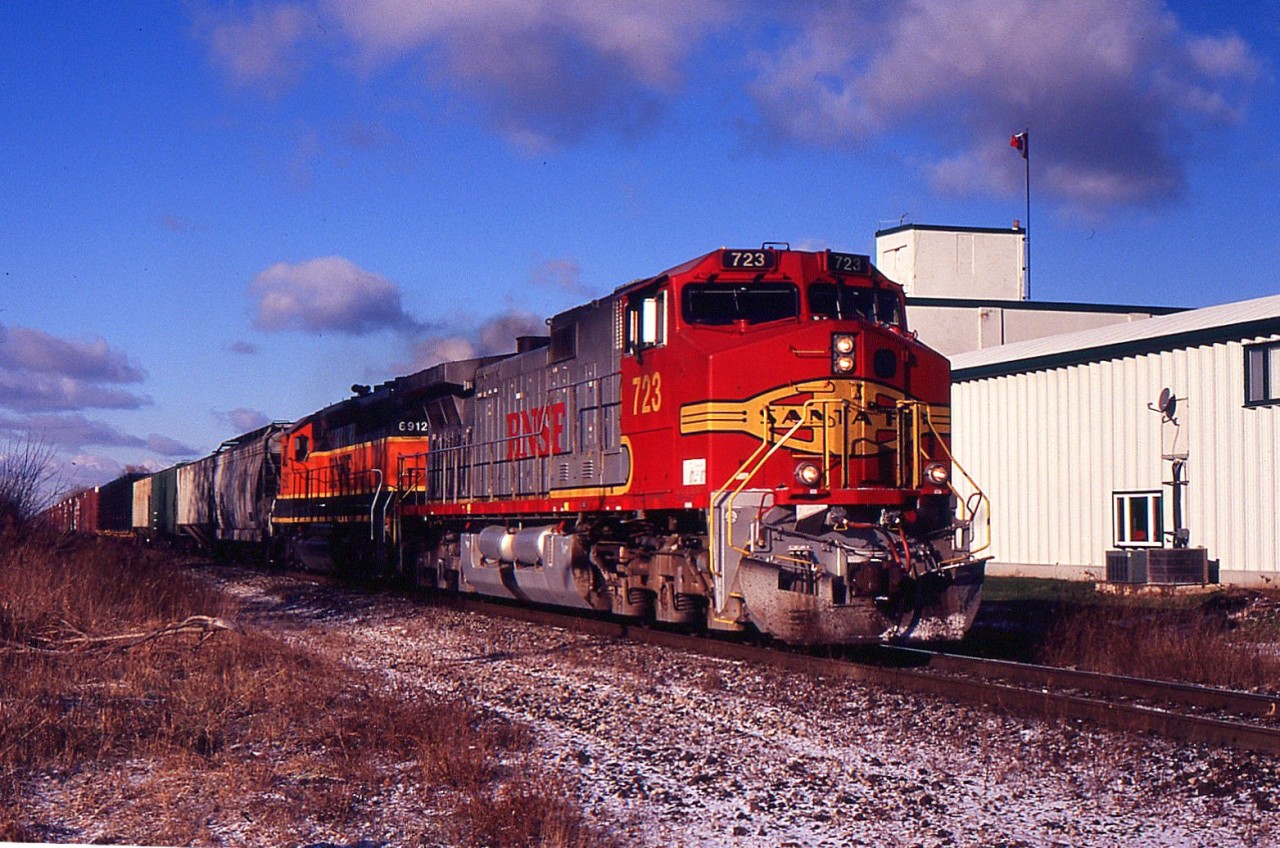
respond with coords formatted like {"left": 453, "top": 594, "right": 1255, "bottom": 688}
{"left": 220, "top": 573, "right": 1280, "bottom": 848}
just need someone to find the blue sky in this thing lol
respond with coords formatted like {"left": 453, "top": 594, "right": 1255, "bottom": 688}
{"left": 3, "top": 0, "right": 1278, "bottom": 491}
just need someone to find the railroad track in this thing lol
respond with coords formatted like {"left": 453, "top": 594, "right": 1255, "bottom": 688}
{"left": 455, "top": 596, "right": 1280, "bottom": 755}
{"left": 875, "top": 645, "right": 1280, "bottom": 719}
{"left": 237, "top": 569, "right": 1280, "bottom": 755}
{"left": 870, "top": 645, "right": 1280, "bottom": 753}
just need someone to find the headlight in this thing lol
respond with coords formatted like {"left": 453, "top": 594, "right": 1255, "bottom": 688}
{"left": 924, "top": 462, "right": 950, "bottom": 485}
{"left": 794, "top": 460, "right": 823, "bottom": 488}
{"left": 831, "top": 334, "right": 856, "bottom": 375}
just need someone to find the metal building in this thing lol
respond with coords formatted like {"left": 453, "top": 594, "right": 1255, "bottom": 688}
{"left": 949, "top": 294, "right": 1280, "bottom": 586}
{"left": 876, "top": 224, "right": 1179, "bottom": 357}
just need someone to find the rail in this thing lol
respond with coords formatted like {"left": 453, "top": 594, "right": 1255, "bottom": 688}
{"left": 875, "top": 645, "right": 1280, "bottom": 720}
{"left": 459, "top": 597, "right": 1280, "bottom": 755}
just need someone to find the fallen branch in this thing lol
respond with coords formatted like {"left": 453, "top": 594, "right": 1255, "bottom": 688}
{"left": 2, "top": 615, "right": 237, "bottom": 654}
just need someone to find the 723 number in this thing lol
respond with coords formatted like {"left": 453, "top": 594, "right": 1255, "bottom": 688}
{"left": 631, "top": 372, "right": 662, "bottom": 415}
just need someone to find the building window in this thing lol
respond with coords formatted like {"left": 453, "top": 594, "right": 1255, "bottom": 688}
{"left": 1245, "top": 341, "right": 1280, "bottom": 406}
{"left": 1114, "top": 491, "right": 1163, "bottom": 548}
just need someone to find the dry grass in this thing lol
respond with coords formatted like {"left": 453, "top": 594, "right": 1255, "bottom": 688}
{"left": 460, "top": 772, "right": 598, "bottom": 848}
{"left": 1037, "top": 599, "right": 1280, "bottom": 692}
{"left": 0, "top": 529, "right": 609, "bottom": 846}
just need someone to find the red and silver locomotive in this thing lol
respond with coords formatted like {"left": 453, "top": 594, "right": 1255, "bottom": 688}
{"left": 272, "top": 246, "right": 986, "bottom": 643}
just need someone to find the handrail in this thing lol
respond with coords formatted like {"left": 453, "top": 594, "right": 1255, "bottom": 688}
{"left": 368, "top": 468, "right": 383, "bottom": 541}
{"left": 708, "top": 390, "right": 988, "bottom": 596}
{"left": 708, "top": 399, "right": 822, "bottom": 579}
{"left": 382, "top": 476, "right": 398, "bottom": 541}
{"left": 896, "top": 399, "right": 921, "bottom": 489}
{"left": 920, "top": 406, "right": 992, "bottom": 560}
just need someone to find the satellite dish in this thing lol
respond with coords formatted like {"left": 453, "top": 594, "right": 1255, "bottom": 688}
{"left": 1157, "top": 388, "right": 1177, "bottom": 421}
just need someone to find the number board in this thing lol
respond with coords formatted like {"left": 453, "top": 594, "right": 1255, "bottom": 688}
{"left": 721, "top": 249, "right": 777, "bottom": 271}
{"left": 826, "top": 252, "right": 870, "bottom": 275}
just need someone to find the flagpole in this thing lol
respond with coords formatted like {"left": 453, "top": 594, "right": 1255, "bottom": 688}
{"left": 1023, "top": 129, "right": 1030, "bottom": 300}
{"left": 1010, "top": 129, "right": 1031, "bottom": 299}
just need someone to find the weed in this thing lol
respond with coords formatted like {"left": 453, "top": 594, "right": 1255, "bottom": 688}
{"left": 0, "top": 533, "right": 606, "bottom": 845}
{"left": 1038, "top": 603, "right": 1280, "bottom": 691}
{"left": 458, "top": 771, "right": 615, "bottom": 848}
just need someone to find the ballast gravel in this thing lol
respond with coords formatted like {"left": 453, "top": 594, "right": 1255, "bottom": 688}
{"left": 206, "top": 571, "right": 1280, "bottom": 848}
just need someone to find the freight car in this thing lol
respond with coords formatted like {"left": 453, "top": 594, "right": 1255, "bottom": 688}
{"left": 273, "top": 246, "right": 988, "bottom": 643}
{"left": 132, "top": 463, "right": 180, "bottom": 542}
{"left": 43, "top": 472, "right": 144, "bottom": 534}
{"left": 97, "top": 472, "right": 144, "bottom": 532}
{"left": 45, "top": 486, "right": 97, "bottom": 534}
{"left": 176, "top": 423, "right": 287, "bottom": 550}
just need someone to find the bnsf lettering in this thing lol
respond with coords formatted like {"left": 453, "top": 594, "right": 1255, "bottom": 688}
{"left": 505, "top": 402, "right": 567, "bottom": 460}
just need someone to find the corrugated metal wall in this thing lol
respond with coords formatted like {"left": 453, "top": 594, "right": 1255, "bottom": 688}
{"left": 953, "top": 334, "right": 1280, "bottom": 580}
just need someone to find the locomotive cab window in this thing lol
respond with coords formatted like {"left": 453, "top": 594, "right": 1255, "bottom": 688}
{"left": 809, "top": 283, "right": 875, "bottom": 321}
{"left": 627, "top": 288, "right": 667, "bottom": 351}
{"left": 873, "top": 290, "right": 905, "bottom": 328}
{"left": 809, "top": 283, "right": 904, "bottom": 328}
{"left": 682, "top": 282, "right": 798, "bottom": 326}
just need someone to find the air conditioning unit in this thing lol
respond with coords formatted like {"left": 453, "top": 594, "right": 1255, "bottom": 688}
{"left": 1147, "top": 548, "right": 1210, "bottom": 584}
{"left": 1105, "top": 549, "right": 1148, "bottom": 583}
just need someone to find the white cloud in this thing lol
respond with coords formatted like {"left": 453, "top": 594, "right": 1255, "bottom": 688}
{"left": 0, "top": 373, "right": 150, "bottom": 413}
{"left": 200, "top": 0, "right": 728, "bottom": 147}
{"left": 406, "top": 310, "right": 546, "bottom": 370}
{"left": 197, "top": 0, "right": 1266, "bottom": 210}
{"left": 0, "top": 323, "right": 150, "bottom": 413}
{"left": 250, "top": 256, "right": 423, "bottom": 336}
{"left": 0, "top": 323, "right": 145, "bottom": 383}
{"left": 326, "top": 0, "right": 718, "bottom": 88}
{"left": 749, "top": 0, "right": 1265, "bottom": 209}
{"left": 199, "top": 3, "right": 315, "bottom": 95}
{"left": 0, "top": 413, "right": 196, "bottom": 456}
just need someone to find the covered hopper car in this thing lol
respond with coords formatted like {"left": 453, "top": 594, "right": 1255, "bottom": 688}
{"left": 176, "top": 423, "right": 287, "bottom": 550}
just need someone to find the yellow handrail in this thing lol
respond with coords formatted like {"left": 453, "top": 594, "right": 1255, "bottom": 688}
{"left": 709, "top": 392, "right": 875, "bottom": 575}
{"left": 708, "top": 392, "right": 990, "bottom": 580}
{"left": 920, "top": 406, "right": 992, "bottom": 560}
{"left": 707, "top": 409, "right": 811, "bottom": 577}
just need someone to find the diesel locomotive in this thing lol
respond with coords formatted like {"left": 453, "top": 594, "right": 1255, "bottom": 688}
{"left": 270, "top": 245, "right": 987, "bottom": 643}
{"left": 46, "top": 246, "right": 987, "bottom": 644}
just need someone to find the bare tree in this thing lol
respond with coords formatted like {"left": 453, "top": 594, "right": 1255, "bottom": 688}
{"left": 0, "top": 433, "right": 61, "bottom": 529}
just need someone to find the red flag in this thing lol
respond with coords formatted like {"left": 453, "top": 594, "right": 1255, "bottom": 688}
{"left": 1010, "top": 131, "right": 1028, "bottom": 159}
